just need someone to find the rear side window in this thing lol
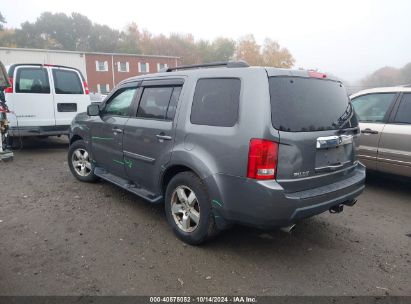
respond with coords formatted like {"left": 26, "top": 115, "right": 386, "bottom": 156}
{"left": 53, "top": 69, "right": 83, "bottom": 94}
{"left": 137, "top": 86, "right": 182, "bottom": 120}
{"left": 166, "top": 87, "right": 182, "bottom": 120}
{"left": 16, "top": 68, "right": 50, "bottom": 94}
{"left": 394, "top": 93, "right": 411, "bottom": 124}
{"left": 352, "top": 93, "right": 396, "bottom": 122}
{"left": 191, "top": 78, "right": 240, "bottom": 127}
{"left": 269, "top": 77, "right": 357, "bottom": 132}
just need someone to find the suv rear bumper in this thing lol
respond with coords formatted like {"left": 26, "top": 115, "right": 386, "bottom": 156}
{"left": 9, "top": 125, "right": 70, "bottom": 137}
{"left": 206, "top": 162, "right": 366, "bottom": 228}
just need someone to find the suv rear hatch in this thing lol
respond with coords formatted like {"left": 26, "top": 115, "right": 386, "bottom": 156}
{"left": 268, "top": 71, "right": 359, "bottom": 193}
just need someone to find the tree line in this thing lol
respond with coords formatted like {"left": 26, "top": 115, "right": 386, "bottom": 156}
{"left": 0, "top": 11, "right": 295, "bottom": 67}
{"left": 361, "top": 63, "right": 411, "bottom": 88}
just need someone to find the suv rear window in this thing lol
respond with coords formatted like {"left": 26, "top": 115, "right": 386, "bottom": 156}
{"left": 269, "top": 77, "right": 357, "bottom": 132}
{"left": 53, "top": 69, "right": 83, "bottom": 94}
{"left": 191, "top": 78, "right": 240, "bottom": 127}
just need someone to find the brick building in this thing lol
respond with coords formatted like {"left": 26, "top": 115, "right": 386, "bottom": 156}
{"left": 0, "top": 47, "right": 180, "bottom": 94}
{"left": 85, "top": 52, "right": 180, "bottom": 94}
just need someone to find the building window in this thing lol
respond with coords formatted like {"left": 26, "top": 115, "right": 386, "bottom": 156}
{"left": 138, "top": 62, "right": 149, "bottom": 73}
{"left": 118, "top": 61, "right": 129, "bottom": 72}
{"left": 157, "top": 63, "right": 168, "bottom": 72}
{"left": 95, "top": 61, "right": 108, "bottom": 72}
{"left": 97, "top": 84, "right": 110, "bottom": 94}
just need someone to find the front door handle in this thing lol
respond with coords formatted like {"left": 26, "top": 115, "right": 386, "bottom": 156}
{"left": 112, "top": 127, "right": 123, "bottom": 134}
{"left": 361, "top": 128, "right": 379, "bottom": 135}
{"left": 156, "top": 134, "right": 172, "bottom": 141}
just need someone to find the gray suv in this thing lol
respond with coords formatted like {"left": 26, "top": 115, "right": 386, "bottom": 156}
{"left": 68, "top": 61, "right": 366, "bottom": 244}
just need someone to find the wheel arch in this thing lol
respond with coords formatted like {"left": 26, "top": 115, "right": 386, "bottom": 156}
{"left": 69, "top": 134, "right": 83, "bottom": 145}
{"left": 161, "top": 164, "right": 200, "bottom": 195}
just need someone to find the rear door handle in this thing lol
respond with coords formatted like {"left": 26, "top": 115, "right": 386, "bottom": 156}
{"left": 361, "top": 128, "right": 378, "bottom": 135}
{"left": 112, "top": 127, "right": 123, "bottom": 134}
{"left": 156, "top": 134, "right": 172, "bottom": 141}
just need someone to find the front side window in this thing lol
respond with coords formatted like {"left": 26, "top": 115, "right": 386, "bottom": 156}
{"left": 53, "top": 69, "right": 83, "bottom": 94}
{"left": 394, "top": 93, "right": 411, "bottom": 124}
{"left": 352, "top": 93, "right": 396, "bottom": 123}
{"left": 102, "top": 87, "right": 136, "bottom": 116}
{"left": 191, "top": 78, "right": 241, "bottom": 127}
{"left": 16, "top": 68, "right": 50, "bottom": 94}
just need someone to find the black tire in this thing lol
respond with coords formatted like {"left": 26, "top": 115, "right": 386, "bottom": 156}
{"left": 165, "top": 171, "right": 219, "bottom": 245}
{"left": 68, "top": 140, "right": 98, "bottom": 182}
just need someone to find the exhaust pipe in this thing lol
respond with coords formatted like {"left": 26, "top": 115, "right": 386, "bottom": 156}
{"left": 329, "top": 204, "right": 344, "bottom": 214}
{"left": 281, "top": 224, "right": 296, "bottom": 233}
{"left": 344, "top": 199, "right": 357, "bottom": 207}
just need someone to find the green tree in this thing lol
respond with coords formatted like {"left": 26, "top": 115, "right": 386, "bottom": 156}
{"left": 118, "top": 23, "right": 141, "bottom": 54}
{"left": 0, "top": 11, "right": 6, "bottom": 30}
{"left": 235, "top": 34, "right": 262, "bottom": 65}
{"left": 0, "top": 11, "right": 294, "bottom": 67}
{"left": 261, "top": 38, "right": 294, "bottom": 68}
{"left": 235, "top": 35, "right": 294, "bottom": 68}
{"left": 361, "top": 67, "right": 400, "bottom": 87}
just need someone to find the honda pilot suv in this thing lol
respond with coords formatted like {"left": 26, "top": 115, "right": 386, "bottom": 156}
{"left": 68, "top": 61, "right": 365, "bottom": 244}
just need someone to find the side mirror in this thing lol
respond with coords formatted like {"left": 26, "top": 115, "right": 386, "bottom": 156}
{"left": 87, "top": 104, "right": 100, "bottom": 116}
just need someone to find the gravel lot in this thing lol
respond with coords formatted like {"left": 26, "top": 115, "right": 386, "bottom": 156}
{"left": 0, "top": 137, "right": 410, "bottom": 296}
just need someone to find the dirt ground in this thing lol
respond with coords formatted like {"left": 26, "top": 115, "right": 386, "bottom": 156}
{"left": 0, "top": 137, "right": 410, "bottom": 296}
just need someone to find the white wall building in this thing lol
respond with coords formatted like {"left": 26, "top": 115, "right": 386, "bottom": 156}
{"left": 0, "top": 47, "right": 87, "bottom": 77}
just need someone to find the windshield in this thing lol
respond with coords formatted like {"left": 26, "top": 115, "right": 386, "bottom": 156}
{"left": 269, "top": 76, "right": 358, "bottom": 132}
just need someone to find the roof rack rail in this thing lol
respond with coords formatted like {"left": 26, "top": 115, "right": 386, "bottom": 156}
{"left": 165, "top": 60, "right": 249, "bottom": 72}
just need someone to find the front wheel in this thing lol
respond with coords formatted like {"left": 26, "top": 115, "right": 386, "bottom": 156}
{"left": 68, "top": 140, "right": 98, "bottom": 182}
{"left": 165, "top": 172, "right": 219, "bottom": 245}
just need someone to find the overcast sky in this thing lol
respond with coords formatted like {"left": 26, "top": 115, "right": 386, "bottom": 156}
{"left": 2, "top": 0, "right": 411, "bottom": 82}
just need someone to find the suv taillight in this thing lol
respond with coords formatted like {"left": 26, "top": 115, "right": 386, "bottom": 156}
{"left": 83, "top": 81, "right": 90, "bottom": 95}
{"left": 247, "top": 139, "right": 278, "bottom": 180}
{"left": 5, "top": 77, "right": 13, "bottom": 93}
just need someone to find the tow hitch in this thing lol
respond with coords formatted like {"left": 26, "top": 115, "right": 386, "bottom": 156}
{"left": 329, "top": 204, "right": 344, "bottom": 214}
{"left": 329, "top": 199, "right": 358, "bottom": 214}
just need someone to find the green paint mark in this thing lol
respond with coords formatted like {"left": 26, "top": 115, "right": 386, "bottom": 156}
{"left": 124, "top": 159, "right": 133, "bottom": 168}
{"left": 113, "top": 159, "right": 124, "bottom": 165}
{"left": 212, "top": 199, "right": 223, "bottom": 208}
{"left": 92, "top": 136, "right": 114, "bottom": 141}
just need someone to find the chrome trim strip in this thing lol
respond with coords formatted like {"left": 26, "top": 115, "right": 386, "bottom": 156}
{"left": 123, "top": 150, "right": 155, "bottom": 164}
{"left": 316, "top": 135, "right": 353, "bottom": 149}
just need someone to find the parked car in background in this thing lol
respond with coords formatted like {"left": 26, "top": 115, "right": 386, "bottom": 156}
{"left": 90, "top": 92, "right": 107, "bottom": 104}
{"left": 4, "top": 64, "right": 91, "bottom": 140}
{"left": 68, "top": 61, "right": 365, "bottom": 244}
{"left": 351, "top": 87, "right": 411, "bottom": 177}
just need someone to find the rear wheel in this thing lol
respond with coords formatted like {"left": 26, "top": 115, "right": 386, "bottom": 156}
{"left": 68, "top": 140, "right": 98, "bottom": 182}
{"left": 165, "top": 172, "right": 219, "bottom": 245}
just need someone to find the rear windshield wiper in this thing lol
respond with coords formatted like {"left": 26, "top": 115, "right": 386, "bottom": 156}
{"left": 334, "top": 102, "right": 355, "bottom": 130}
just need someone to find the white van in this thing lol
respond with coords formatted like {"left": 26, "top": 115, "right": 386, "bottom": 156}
{"left": 5, "top": 64, "right": 91, "bottom": 139}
